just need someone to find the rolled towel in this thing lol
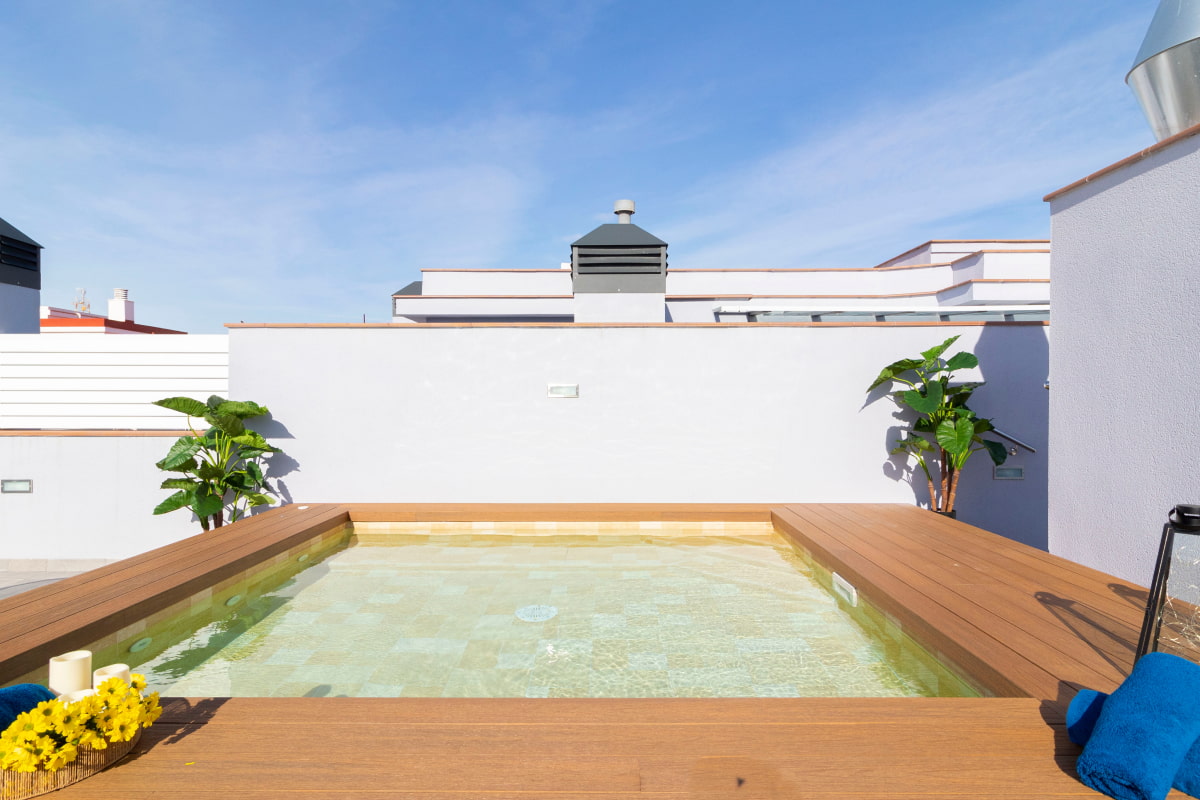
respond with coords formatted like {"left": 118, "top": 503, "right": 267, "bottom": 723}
{"left": 1076, "top": 652, "right": 1200, "bottom": 800}
{"left": 0, "top": 684, "right": 56, "bottom": 731}
{"left": 1069, "top": 689, "right": 1200, "bottom": 799}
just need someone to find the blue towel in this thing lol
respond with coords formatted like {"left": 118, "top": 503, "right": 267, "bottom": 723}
{"left": 1076, "top": 652, "right": 1200, "bottom": 800}
{"left": 0, "top": 684, "right": 55, "bottom": 731}
{"left": 1069, "top": 689, "right": 1200, "bottom": 798}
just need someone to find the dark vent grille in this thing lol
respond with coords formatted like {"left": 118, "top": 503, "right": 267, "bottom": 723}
{"left": 0, "top": 236, "right": 39, "bottom": 271}
{"left": 575, "top": 246, "right": 666, "bottom": 275}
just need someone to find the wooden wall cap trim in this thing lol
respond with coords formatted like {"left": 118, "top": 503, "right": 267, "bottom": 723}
{"left": 228, "top": 320, "right": 1049, "bottom": 329}
{"left": 0, "top": 430, "right": 194, "bottom": 437}
{"left": 670, "top": 263, "right": 954, "bottom": 273}
{"left": 1045, "top": 121, "right": 1200, "bottom": 201}
{"left": 667, "top": 279, "right": 1048, "bottom": 302}
{"left": 868, "top": 241, "right": 1049, "bottom": 269}
{"left": 391, "top": 294, "right": 574, "bottom": 300}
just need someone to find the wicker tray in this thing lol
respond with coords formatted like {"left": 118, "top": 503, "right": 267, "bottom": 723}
{"left": 0, "top": 730, "right": 141, "bottom": 800}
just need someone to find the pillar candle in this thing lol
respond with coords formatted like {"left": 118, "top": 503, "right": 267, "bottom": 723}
{"left": 48, "top": 650, "right": 92, "bottom": 696}
{"left": 93, "top": 663, "right": 132, "bottom": 688}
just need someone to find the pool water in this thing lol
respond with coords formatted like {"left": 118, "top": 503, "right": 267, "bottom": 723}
{"left": 135, "top": 525, "right": 978, "bottom": 698}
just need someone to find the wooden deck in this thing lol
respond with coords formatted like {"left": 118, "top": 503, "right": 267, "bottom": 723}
{"left": 0, "top": 503, "right": 1160, "bottom": 798}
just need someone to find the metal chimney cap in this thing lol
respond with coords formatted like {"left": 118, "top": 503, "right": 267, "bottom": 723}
{"left": 1130, "top": 0, "right": 1200, "bottom": 74}
{"left": 614, "top": 199, "right": 635, "bottom": 223}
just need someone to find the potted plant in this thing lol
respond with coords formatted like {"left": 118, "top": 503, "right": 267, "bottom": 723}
{"left": 866, "top": 335, "right": 1007, "bottom": 516}
{"left": 152, "top": 395, "right": 285, "bottom": 530}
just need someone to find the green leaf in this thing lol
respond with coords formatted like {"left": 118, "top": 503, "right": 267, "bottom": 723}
{"left": 157, "top": 436, "right": 202, "bottom": 470}
{"left": 232, "top": 431, "right": 270, "bottom": 450}
{"left": 920, "top": 336, "right": 960, "bottom": 364}
{"left": 193, "top": 490, "right": 224, "bottom": 518}
{"left": 244, "top": 492, "right": 275, "bottom": 507}
{"left": 209, "top": 413, "right": 245, "bottom": 437}
{"left": 901, "top": 380, "right": 943, "bottom": 414}
{"left": 890, "top": 434, "right": 933, "bottom": 455}
{"left": 245, "top": 461, "right": 264, "bottom": 484}
{"left": 159, "top": 477, "right": 198, "bottom": 490}
{"left": 153, "top": 490, "right": 192, "bottom": 515}
{"left": 154, "top": 396, "right": 208, "bottom": 417}
{"left": 866, "top": 358, "right": 924, "bottom": 391}
{"left": 216, "top": 400, "right": 269, "bottom": 419}
{"left": 944, "top": 351, "right": 979, "bottom": 372}
{"left": 936, "top": 416, "right": 975, "bottom": 455}
{"left": 973, "top": 417, "right": 996, "bottom": 434}
{"left": 982, "top": 439, "right": 1009, "bottom": 465}
{"left": 205, "top": 395, "right": 228, "bottom": 413}
{"left": 196, "top": 462, "right": 225, "bottom": 482}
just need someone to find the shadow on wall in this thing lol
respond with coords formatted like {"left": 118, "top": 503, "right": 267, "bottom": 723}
{"left": 963, "top": 324, "right": 1049, "bottom": 548}
{"left": 255, "top": 413, "right": 299, "bottom": 513}
{"left": 868, "top": 326, "right": 1050, "bottom": 549}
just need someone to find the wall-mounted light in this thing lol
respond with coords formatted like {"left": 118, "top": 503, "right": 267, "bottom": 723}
{"left": 994, "top": 466, "right": 1025, "bottom": 481}
{"left": 547, "top": 384, "right": 579, "bottom": 398}
{"left": 1, "top": 479, "right": 32, "bottom": 493}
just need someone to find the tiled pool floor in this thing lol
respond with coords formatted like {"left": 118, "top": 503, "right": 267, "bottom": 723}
{"left": 141, "top": 528, "right": 972, "bottom": 698}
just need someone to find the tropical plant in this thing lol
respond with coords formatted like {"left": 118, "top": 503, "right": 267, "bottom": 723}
{"left": 152, "top": 395, "right": 283, "bottom": 530}
{"left": 866, "top": 335, "right": 1007, "bottom": 514}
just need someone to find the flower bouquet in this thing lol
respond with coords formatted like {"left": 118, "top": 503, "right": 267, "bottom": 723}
{"left": 0, "top": 675, "right": 161, "bottom": 799}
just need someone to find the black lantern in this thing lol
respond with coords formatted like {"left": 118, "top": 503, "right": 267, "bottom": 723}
{"left": 1136, "top": 505, "right": 1200, "bottom": 661}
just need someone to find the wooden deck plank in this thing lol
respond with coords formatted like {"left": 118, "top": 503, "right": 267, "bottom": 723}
{"left": 811, "top": 504, "right": 1135, "bottom": 689}
{"left": 0, "top": 505, "right": 350, "bottom": 681}
{"left": 58, "top": 698, "right": 1102, "bottom": 798}
{"left": 772, "top": 506, "right": 1052, "bottom": 697}
{"left": 832, "top": 503, "right": 1146, "bottom": 622}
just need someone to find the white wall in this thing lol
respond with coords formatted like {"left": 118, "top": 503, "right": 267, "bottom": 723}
{"left": 0, "top": 434, "right": 202, "bottom": 562}
{"left": 1048, "top": 130, "right": 1200, "bottom": 585}
{"left": 230, "top": 323, "right": 1050, "bottom": 547}
{"left": 0, "top": 285, "right": 39, "bottom": 334}
{"left": 0, "top": 334, "right": 229, "bottom": 428}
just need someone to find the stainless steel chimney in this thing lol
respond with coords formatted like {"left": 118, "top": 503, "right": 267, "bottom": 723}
{"left": 1128, "top": 0, "right": 1200, "bottom": 141}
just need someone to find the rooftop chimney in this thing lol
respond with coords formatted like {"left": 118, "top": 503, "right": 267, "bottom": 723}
{"left": 614, "top": 199, "right": 635, "bottom": 224}
{"left": 108, "top": 288, "right": 134, "bottom": 323}
{"left": 1128, "top": 0, "right": 1200, "bottom": 141}
{"left": 570, "top": 200, "right": 667, "bottom": 322}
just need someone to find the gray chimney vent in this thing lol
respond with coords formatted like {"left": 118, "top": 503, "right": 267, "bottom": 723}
{"left": 614, "top": 199, "right": 635, "bottom": 223}
{"left": 1128, "top": 0, "right": 1200, "bottom": 141}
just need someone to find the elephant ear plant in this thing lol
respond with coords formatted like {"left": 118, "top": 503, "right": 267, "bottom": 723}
{"left": 866, "top": 335, "right": 1007, "bottom": 515}
{"left": 152, "top": 395, "right": 283, "bottom": 530}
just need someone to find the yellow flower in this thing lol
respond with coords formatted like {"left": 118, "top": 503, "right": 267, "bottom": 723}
{"left": 129, "top": 674, "right": 147, "bottom": 692}
{"left": 28, "top": 701, "right": 58, "bottom": 733}
{"left": 43, "top": 743, "right": 77, "bottom": 772}
{"left": 77, "top": 728, "right": 107, "bottom": 751}
{"left": 96, "top": 677, "right": 126, "bottom": 701}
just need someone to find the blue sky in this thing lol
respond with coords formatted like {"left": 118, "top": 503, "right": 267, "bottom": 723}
{"left": 0, "top": 0, "right": 1158, "bottom": 333}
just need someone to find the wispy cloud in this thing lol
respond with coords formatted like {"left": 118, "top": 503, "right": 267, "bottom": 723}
{"left": 660, "top": 19, "right": 1151, "bottom": 268}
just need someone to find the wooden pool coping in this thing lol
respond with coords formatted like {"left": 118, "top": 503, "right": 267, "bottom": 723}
{"left": 0, "top": 503, "right": 1155, "bottom": 798}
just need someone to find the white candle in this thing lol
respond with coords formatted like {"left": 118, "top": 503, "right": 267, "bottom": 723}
{"left": 92, "top": 663, "right": 132, "bottom": 688}
{"left": 48, "top": 650, "right": 92, "bottom": 696}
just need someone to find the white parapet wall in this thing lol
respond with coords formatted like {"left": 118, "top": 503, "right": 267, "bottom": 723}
{"left": 0, "top": 432, "right": 205, "bottom": 564}
{"left": 229, "top": 322, "right": 1050, "bottom": 548}
{"left": 1047, "top": 125, "right": 1200, "bottom": 586}
{"left": 0, "top": 333, "right": 229, "bottom": 429}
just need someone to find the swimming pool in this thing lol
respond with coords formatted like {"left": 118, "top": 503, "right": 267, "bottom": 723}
{"left": 115, "top": 521, "right": 977, "bottom": 698}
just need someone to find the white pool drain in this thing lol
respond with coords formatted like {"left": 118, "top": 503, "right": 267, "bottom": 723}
{"left": 515, "top": 604, "right": 558, "bottom": 622}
